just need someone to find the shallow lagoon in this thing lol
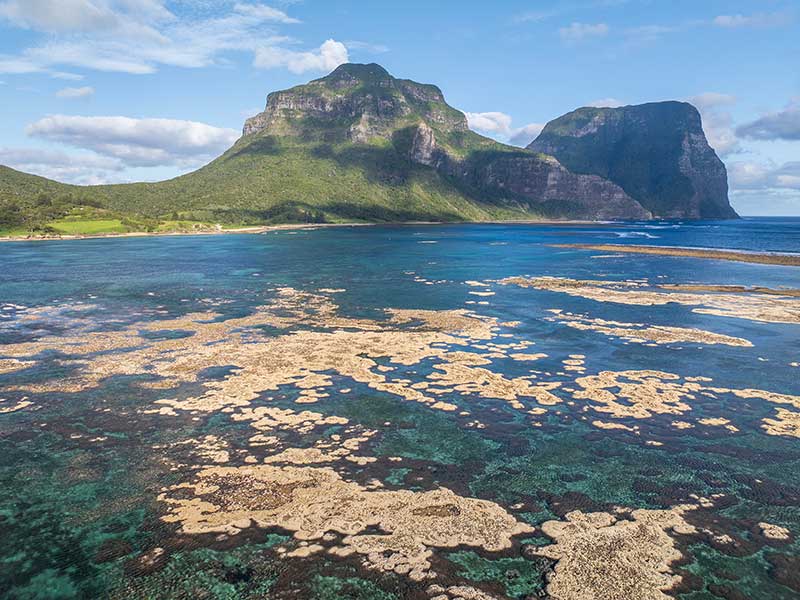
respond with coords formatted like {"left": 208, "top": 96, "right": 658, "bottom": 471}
{"left": 1, "top": 218, "right": 798, "bottom": 599}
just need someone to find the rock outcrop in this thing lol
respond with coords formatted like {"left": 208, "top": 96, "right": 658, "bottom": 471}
{"left": 528, "top": 102, "right": 737, "bottom": 219}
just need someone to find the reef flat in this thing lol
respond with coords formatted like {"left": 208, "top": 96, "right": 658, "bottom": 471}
{"left": 554, "top": 243, "right": 800, "bottom": 267}
{"left": 1, "top": 221, "right": 799, "bottom": 599}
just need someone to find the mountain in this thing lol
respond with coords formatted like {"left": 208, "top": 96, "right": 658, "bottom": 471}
{"left": 3, "top": 65, "right": 736, "bottom": 234}
{"left": 229, "top": 63, "right": 649, "bottom": 221}
{"left": 527, "top": 102, "right": 737, "bottom": 219}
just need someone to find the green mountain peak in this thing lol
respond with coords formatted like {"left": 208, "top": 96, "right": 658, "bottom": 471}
{"left": 242, "top": 62, "right": 466, "bottom": 142}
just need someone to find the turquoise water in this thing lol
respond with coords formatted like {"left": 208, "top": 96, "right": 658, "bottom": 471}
{"left": 1, "top": 218, "right": 798, "bottom": 599}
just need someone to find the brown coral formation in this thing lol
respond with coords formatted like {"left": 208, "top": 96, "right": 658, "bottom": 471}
{"left": 761, "top": 408, "right": 800, "bottom": 438}
{"left": 536, "top": 506, "right": 696, "bottom": 600}
{"left": 697, "top": 417, "right": 739, "bottom": 433}
{"left": 427, "top": 585, "right": 500, "bottom": 600}
{"left": 0, "top": 358, "right": 33, "bottom": 375}
{"left": 500, "top": 277, "right": 800, "bottom": 324}
{"left": 659, "top": 284, "right": 800, "bottom": 296}
{"left": 758, "top": 522, "right": 791, "bottom": 541}
{"left": 573, "top": 370, "right": 800, "bottom": 438}
{"left": 547, "top": 310, "right": 752, "bottom": 347}
{"left": 160, "top": 464, "right": 533, "bottom": 581}
{"left": 573, "top": 370, "right": 701, "bottom": 419}
{"left": 0, "top": 288, "right": 567, "bottom": 426}
{"left": 0, "top": 397, "right": 33, "bottom": 414}
{"left": 552, "top": 243, "right": 800, "bottom": 267}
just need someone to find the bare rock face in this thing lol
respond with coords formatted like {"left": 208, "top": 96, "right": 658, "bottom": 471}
{"left": 405, "top": 124, "right": 650, "bottom": 219}
{"left": 410, "top": 122, "right": 439, "bottom": 167}
{"left": 441, "top": 153, "right": 652, "bottom": 220}
{"left": 243, "top": 63, "right": 467, "bottom": 143}
{"left": 528, "top": 102, "right": 737, "bottom": 219}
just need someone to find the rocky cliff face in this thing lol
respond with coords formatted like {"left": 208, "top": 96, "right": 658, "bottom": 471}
{"left": 242, "top": 63, "right": 651, "bottom": 220}
{"left": 456, "top": 152, "right": 651, "bottom": 220}
{"left": 407, "top": 123, "right": 650, "bottom": 219}
{"left": 243, "top": 63, "right": 468, "bottom": 142}
{"left": 528, "top": 102, "right": 737, "bottom": 219}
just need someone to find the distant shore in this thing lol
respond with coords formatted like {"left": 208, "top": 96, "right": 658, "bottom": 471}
{"left": 0, "top": 223, "right": 363, "bottom": 243}
{"left": 0, "top": 219, "right": 603, "bottom": 243}
{"left": 555, "top": 243, "right": 800, "bottom": 267}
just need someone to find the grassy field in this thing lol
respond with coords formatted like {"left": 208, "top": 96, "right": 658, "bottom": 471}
{"left": 50, "top": 218, "right": 130, "bottom": 235}
{"left": 0, "top": 227, "right": 29, "bottom": 237}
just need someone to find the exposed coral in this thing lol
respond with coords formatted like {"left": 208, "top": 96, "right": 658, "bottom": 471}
{"left": 501, "top": 277, "right": 800, "bottom": 324}
{"left": 758, "top": 522, "right": 791, "bottom": 541}
{"left": 553, "top": 244, "right": 800, "bottom": 267}
{"left": 697, "top": 417, "right": 739, "bottom": 433}
{"left": 0, "top": 358, "right": 33, "bottom": 375}
{"left": 591, "top": 420, "right": 638, "bottom": 432}
{"left": 160, "top": 464, "right": 533, "bottom": 581}
{"left": 547, "top": 310, "right": 752, "bottom": 347}
{"left": 0, "top": 397, "right": 33, "bottom": 414}
{"left": 762, "top": 408, "right": 800, "bottom": 438}
{"left": 573, "top": 370, "right": 700, "bottom": 419}
{"left": 536, "top": 507, "right": 696, "bottom": 600}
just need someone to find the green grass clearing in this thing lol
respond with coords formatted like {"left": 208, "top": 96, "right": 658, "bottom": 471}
{"left": 50, "top": 219, "right": 130, "bottom": 235}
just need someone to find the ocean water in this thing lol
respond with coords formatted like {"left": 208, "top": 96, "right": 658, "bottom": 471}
{"left": 1, "top": 217, "right": 798, "bottom": 599}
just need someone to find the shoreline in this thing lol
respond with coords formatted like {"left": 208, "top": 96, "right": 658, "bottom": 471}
{"left": 0, "top": 219, "right": 604, "bottom": 243}
{"left": 554, "top": 243, "right": 800, "bottom": 267}
{"left": 0, "top": 222, "right": 364, "bottom": 243}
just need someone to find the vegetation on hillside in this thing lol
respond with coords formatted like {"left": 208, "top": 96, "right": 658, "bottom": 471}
{"left": 0, "top": 63, "right": 635, "bottom": 237}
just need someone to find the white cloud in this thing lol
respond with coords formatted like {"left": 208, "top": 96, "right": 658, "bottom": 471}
{"left": 687, "top": 92, "right": 739, "bottom": 156}
{"left": 586, "top": 97, "right": 624, "bottom": 108}
{"left": 464, "top": 112, "right": 513, "bottom": 136}
{"left": 509, "top": 123, "right": 545, "bottom": 146}
{"left": 0, "top": 0, "right": 119, "bottom": 32}
{"left": 26, "top": 115, "right": 239, "bottom": 167}
{"left": 726, "top": 160, "right": 800, "bottom": 215}
{"left": 465, "top": 111, "right": 544, "bottom": 147}
{"left": 0, "top": 146, "right": 123, "bottom": 184}
{"left": 713, "top": 12, "right": 792, "bottom": 28}
{"left": 56, "top": 85, "right": 95, "bottom": 98}
{"left": 736, "top": 99, "right": 800, "bottom": 141}
{"left": 559, "top": 22, "right": 609, "bottom": 43}
{"left": 729, "top": 160, "right": 800, "bottom": 191}
{"left": 233, "top": 2, "right": 299, "bottom": 24}
{"left": 254, "top": 39, "right": 349, "bottom": 74}
{"left": 51, "top": 71, "right": 85, "bottom": 80}
{"left": 690, "top": 92, "right": 736, "bottom": 107}
{"left": 0, "top": 2, "right": 353, "bottom": 77}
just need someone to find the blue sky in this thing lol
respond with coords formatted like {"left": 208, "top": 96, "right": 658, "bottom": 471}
{"left": 1, "top": 0, "right": 798, "bottom": 215}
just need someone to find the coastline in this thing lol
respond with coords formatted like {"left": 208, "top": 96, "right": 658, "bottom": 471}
{"left": 0, "top": 223, "right": 365, "bottom": 243}
{"left": 0, "top": 219, "right": 602, "bottom": 243}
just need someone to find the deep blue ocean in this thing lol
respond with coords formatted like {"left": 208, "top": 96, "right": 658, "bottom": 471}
{"left": 0, "top": 218, "right": 798, "bottom": 599}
